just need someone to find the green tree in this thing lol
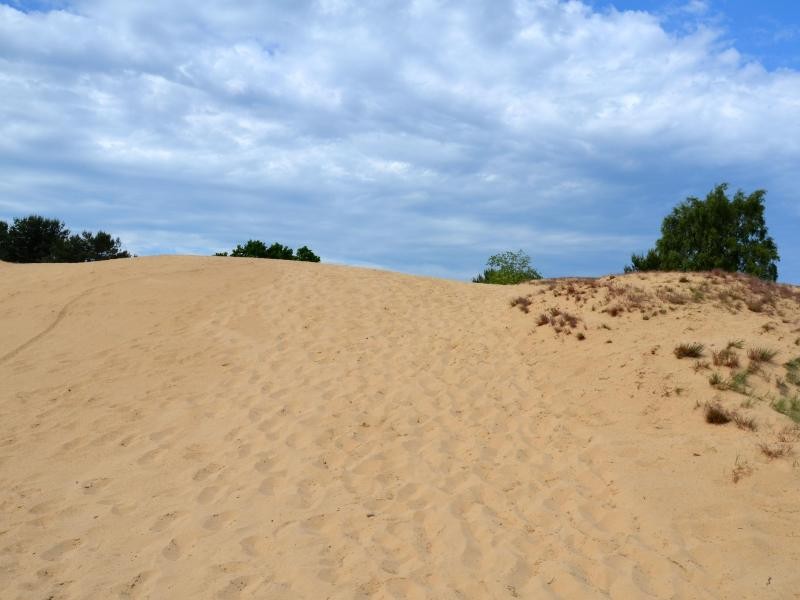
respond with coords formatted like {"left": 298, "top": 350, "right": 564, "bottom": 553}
{"left": 230, "top": 240, "right": 271, "bottom": 258}
{"left": 473, "top": 250, "right": 542, "bottom": 284}
{"left": 295, "top": 245, "right": 321, "bottom": 263}
{"left": 0, "top": 220, "right": 9, "bottom": 261}
{"left": 626, "top": 184, "right": 779, "bottom": 281}
{"left": 264, "top": 242, "right": 295, "bottom": 260}
{"left": 3, "top": 215, "right": 69, "bottom": 262}
{"left": 56, "top": 231, "right": 130, "bottom": 262}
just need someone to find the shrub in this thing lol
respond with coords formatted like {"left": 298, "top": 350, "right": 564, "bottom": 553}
{"left": 473, "top": 250, "right": 542, "bottom": 285}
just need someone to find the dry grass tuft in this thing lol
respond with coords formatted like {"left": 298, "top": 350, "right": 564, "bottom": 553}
{"left": 712, "top": 348, "right": 740, "bottom": 369}
{"left": 731, "top": 457, "right": 753, "bottom": 483}
{"left": 510, "top": 296, "right": 532, "bottom": 313}
{"left": 705, "top": 402, "right": 731, "bottom": 424}
{"left": 758, "top": 442, "right": 793, "bottom": 460}
{"left": 730, "top": 412, "right": 758, "bottom": 432}
{"left": 748, "top": 347, "right": 778, "bottom": 364}
{"left": 674, "top": 343, "right": 704, "bottom": 359}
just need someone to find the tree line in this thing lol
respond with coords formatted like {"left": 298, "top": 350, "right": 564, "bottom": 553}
{"left": 0, "top": 215, "right": 130, "bottom": 263}
{"left": 214, "top": 240, "right": 320, "bottom": 262}
{"left": 3, "top": 184, "right": 781, "bottom": 281}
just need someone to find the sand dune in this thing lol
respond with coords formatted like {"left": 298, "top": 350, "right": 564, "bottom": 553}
{"left": 1, "top": 256, "right": 799, "bottom": 599}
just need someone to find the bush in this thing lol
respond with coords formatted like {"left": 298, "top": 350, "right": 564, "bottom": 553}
{"left": 0, "top": 215, "right": 129, "bottom": 263}
{"left": 473, "top": 250, "right": 542, "bottom": 284}
{"left": 626, "top": 184, "right": 779, "bottom": 281}
{"left": 224, "top": 240, "right": 320, "bottom": 262}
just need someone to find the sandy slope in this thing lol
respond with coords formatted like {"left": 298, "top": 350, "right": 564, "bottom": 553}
{"left": 1, "top": 256, "right": 799, "bottom": 599}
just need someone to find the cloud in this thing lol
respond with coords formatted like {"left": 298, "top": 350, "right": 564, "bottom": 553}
{"left": 0, "top": 0, "right": 798, "bottom": 280}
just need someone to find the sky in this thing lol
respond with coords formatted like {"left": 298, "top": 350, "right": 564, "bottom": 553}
{"left": 1, "top": 0, "right": 798, "bottom": 282}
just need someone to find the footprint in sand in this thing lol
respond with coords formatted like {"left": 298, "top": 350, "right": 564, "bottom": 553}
{"left": 203, "top": 511, "right": 236, "bottom": 531}
{"left": 197, "top": 486, "right": 221, "bottom": 505}
{"left": 41, "top": 538, "right": 81, "bottom": 561}
{"left": 149, "top": 511, "right": 181, "bottom": 532}
{"left": 162, "top": 538, "right": 181, "bottom": 561}
{"left": 217, "top": 576, "right": 250, "bottom": 599}
{"left": 193, "top": 463, "right": 224, "bottom": 482}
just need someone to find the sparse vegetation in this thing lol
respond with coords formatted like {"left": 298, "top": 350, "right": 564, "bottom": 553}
{"left": 674, "top": 343, "right": 704, "bottom": 359}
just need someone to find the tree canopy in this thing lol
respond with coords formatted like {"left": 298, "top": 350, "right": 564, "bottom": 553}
{"left": 626, "top": 184, "right": 779, "bottom": 281}
{"left": 473, "top": 250, "right": 542, "bottom": 284}
{"left": 218, "top": 240, "right": 320, "bottom": 262}
{"left": 0, "top": 215, "right": 129, "bottom": 263}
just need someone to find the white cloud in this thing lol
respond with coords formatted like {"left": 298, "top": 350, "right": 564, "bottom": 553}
{"left": 0, "top": 0, "right": 798, "bottom": 280}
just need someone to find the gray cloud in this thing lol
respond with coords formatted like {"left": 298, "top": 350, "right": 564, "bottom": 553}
{"left": 0, "top": 0, "right": 798, "bottom": 280}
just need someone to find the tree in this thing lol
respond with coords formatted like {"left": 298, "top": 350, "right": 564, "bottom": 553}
{"left": 230, "top": 240, "right": 271, "bottom": 258}
{"left": 0, "top": 220, "right": 8, "bottom": 261}
{"left": 626, "top": 184, "right": 779, "bottom": 281}
{"left": 3, "top": 215, "right": 69, "bottom": 263}
{"left": 295, "top": 245, "right": 321, "bottom": 263}
{"left": 473, "top": 250, "right": 542, "bottom": 284}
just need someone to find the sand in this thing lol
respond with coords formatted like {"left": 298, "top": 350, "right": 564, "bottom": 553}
{"left": 1, "top": 256, "right": 799, "bottom": 599}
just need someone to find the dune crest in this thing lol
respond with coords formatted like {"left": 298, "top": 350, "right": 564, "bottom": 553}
{"left": 1, "top": 256, "right": 799, "bottom": 599}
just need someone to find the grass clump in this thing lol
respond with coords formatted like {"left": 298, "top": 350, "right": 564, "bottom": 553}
{"left": 731, "top": 412, "right": 758, "bottom": 432}
{"left": 772, "top": 395, "right": 800, "bottom": 423}
{"left": 785, "top": 357, "right": 800, "bottom": 387}
{"left": 709, "top": 372, "right": 724, "bottom": 387}
{"left": 748, "top": 347, "right": 778, "bottom": 364}
{"left": 674, "top": 343, "right": 704, "bottom": 359}
{"left": 712, "top": 348, "right": 740, "bottom": 369}
{"left": 727, "top": 371, "right": 750, "bottom": 395}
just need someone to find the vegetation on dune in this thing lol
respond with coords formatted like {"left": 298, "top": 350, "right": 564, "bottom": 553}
{"left": 626, "top": 184, "right": 779, "bottom": 281}
{"left": 215, "top": 240, "right": 321, "bottom": 262}
{"left": 0, "top": 215, "right": 129, "bottom": 263}
{"left": 473, "top": 250, "right": 542, "bottom": 284}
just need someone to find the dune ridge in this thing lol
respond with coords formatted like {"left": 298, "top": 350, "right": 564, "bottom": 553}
{"left": 1, "top": 256, "right": 799, "bottom": 599}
